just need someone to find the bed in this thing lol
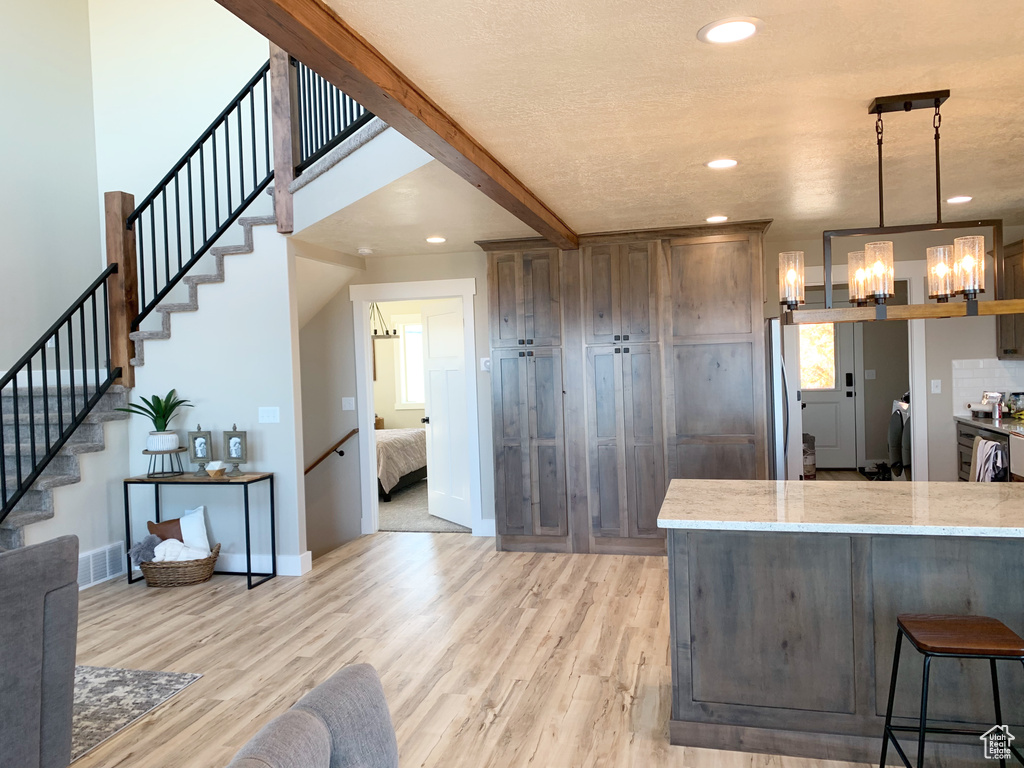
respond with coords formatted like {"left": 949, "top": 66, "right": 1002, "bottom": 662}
{"left": 376, "top": 428, "right": 427, "bottom": 501}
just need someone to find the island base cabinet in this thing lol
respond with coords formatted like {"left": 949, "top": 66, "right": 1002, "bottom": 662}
{"left": 667, "top": 529, "right": 1024, "bottom": 765}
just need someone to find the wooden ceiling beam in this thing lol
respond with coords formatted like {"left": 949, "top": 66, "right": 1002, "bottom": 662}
{"left": 215, "top": 0, "right": 579, "bottom": 250}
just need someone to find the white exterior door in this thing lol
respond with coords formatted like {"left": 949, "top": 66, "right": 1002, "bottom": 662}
{"left": 422, "top": 298, "right": 471, "bottom": 527}
{"left": 800, "top": 322, "right": 858, "bottom": 469}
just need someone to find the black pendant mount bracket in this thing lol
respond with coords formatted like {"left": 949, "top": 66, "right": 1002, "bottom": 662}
{"left": 868, "top": 90, "right": 950, "bottom": 115}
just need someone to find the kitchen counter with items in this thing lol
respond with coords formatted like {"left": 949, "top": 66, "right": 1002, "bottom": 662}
{"left": 953, "top": 416, "right": 1024, "bottom": 481}
{"left": 954, "top": 414, "right": 1024, "bottom": 438}
{"left": 658, "top": 479, "right": 1024, "bottom": 764}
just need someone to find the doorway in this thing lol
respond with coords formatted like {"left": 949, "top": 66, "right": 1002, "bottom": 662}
{"left": 351, "top": 279, "right": 486, "bottom": 536}
{"left": 798, "top": 283, "right": 911, "bottom": 474}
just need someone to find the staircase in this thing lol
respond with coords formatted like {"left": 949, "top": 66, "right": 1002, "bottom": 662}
{"left": 129, "top": 215, "right": 276, "bottom": 365}
{"left": 0, "top": 386, "right": 129, "bottom": 550}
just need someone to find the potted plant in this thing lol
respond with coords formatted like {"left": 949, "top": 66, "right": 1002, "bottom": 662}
{"left": 117, "top": 389, "right": 193, "bottom": 451}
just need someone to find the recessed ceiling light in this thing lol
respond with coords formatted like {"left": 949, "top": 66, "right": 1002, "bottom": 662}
{"left": 697, "top": 17, "right": 761, "bottom": 44}
{"left": 426, "top": 236, "right": 447, "bottom": 244}
{"left": 357, "top": 247, "right": 374, "bottom": 256}
{"left": 706, "top": 216, "right": 729, "bottom": 224}
{"left": 947, "top": 195, "right": 973, "bottom": 204}
{"left": 707, "top": 158, "right": 738, "bottom": 169}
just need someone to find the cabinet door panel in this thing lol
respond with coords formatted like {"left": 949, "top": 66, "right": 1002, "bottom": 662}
{"left": 492, "top": 351, "right": 531, "bottom": 535}
{"left": 584, "top": 245, "right": 620, "bottom": 344}
{"left": 620, "top": 243, "right": 658, "bottom": 342}
{"left": 490, "top": 252, "right": 524, "bottom": 349}
{"left": 586, "top": 346, "right": 627, "bottom": 537}
{"left": 523, "top": 250, "right": 561, "bottom": 346}
{"left": 623, "top": 345, "right": 666, "bottom": 538}
{"left": 673, "top": 343, "right": 756, "bottom": 437}
{"left": 675, "top": 441, "right": 758, "bottom": 480}
{"left": 527, "top": 349, "right": 567, "bottom": 536}
{"left": 670, "top": 240, "right": 752, "bottom": 338}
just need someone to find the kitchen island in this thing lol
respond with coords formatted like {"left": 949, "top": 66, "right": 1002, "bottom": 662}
{"left": 659, "top": 480, "right": 1024, "bottom": 765}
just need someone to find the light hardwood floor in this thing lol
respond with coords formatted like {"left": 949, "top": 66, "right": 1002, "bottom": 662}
{"left": 76, "top": 533, "right": 870, "bottom": 768}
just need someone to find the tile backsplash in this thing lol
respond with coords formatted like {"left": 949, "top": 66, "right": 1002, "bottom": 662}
{"left": 951, "top": 358, "right": 1024, "bottom": 415}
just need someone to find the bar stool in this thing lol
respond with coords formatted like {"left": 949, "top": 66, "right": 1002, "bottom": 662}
{"left": 880, "top": 614, "right": 1024, "bottom": 768}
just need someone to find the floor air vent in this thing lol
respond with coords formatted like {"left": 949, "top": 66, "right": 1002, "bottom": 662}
{"left": 78, "top": 542, "right": 125, "bottom": 590}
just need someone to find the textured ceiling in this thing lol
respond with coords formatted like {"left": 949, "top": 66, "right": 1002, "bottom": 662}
{"left": 292, "top": 160, "right": 536, "bottom": 257}
{"left": 323, "top": 0, "right": 1024, "bottom": 240}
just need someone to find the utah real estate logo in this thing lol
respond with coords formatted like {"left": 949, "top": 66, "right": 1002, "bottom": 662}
{"left": 981, "top": 725, "right": 1015, "bottom": 760}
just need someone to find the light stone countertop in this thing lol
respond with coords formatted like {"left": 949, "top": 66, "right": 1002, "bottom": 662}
{"left": 656, "top": 479, "right": 1024, "bottom": 536}
{"left": 954, "top": 415, "right": 1024, "bottom": 438}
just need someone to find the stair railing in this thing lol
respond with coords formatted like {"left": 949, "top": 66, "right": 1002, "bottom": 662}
{"left": 0, "top": 267, "right": 122, "bottom": 522}
{"left": 126, "top": 61, "right": 275, "bottom": 331}
{"left": 293, "top": 58, "right": 374, "bottom": 173}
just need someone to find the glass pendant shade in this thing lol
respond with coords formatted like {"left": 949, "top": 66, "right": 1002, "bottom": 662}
{"left": 865, "top": 241, "right": 895, "bottom": 304}
{"left": 847, "top": 250, "right": 867, "bottom": 305}
{"left": 954, "top": 235, "right": 985, "bottom": 299}
{"left": 778, "top": 251, "right": 805, "bottom": 310}
{"left": 926, "top": 245, "right": 955, "bottom": 302}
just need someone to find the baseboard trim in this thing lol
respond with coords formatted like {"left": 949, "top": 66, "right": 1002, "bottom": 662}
{"left": 670, "top": 719, "right": 983, "bottom": 766}
{"left": 217, "top": 551, "right": 312, "bottom": 577}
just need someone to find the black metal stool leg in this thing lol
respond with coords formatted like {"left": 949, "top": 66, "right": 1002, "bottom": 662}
{"left": 916, "top": 656, "right": 931, "bottom": 768}
{"left": 991, "top": 659, "right": 1006, "bottom": 768}
{"left": 880, "top": 629, "right": 904, "bottom": 768}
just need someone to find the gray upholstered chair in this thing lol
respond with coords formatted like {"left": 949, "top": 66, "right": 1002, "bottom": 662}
{"left": 227, "top": 664, "right": 399, "bottom": 768}
{"left": 0, "top": 535, "right": 80, "bottom": 768}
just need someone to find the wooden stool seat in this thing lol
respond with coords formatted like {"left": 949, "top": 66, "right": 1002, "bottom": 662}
{"left": 898, "top": 614, "right": 1024, "bottom": 657}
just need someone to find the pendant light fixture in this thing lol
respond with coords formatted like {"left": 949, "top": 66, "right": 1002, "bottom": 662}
{"left": 369, "top": 303, "right": 399, "bottom": 340}
{"left": 778, "top": 251, "right": 805, "bottom": 310}
{"left": 954, "top": 235, "right": 985, "bottom": 299}
{"left": 848, "top": 250, "right": 868, "bottom": 306}
{"left": 926, "top": 245, "right": 955, "bottom": 302}
{"left": 865, "top": 241, "right": 895, "bottom": 304}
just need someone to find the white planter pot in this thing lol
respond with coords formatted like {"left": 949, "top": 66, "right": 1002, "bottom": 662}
{"left": 146, "top": 431, "right": 180, "bottom": 452}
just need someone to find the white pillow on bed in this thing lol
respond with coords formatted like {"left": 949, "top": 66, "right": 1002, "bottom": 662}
{"left": 178, "top": 506, "right": 211, "bottom": 554}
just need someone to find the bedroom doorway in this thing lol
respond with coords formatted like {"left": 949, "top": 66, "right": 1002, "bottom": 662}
{"left": 351, "top": 279, "right": 486, "bottom": 537}
{"left": 369, "top": 298, "right": 470, "bottom": 533}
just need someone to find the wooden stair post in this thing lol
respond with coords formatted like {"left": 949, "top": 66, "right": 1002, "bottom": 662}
{"left": 104, "top": 191, "right": 138, "bottom": 388}
{"left": 269, "top": 43, "right": 300, "bottom": 234}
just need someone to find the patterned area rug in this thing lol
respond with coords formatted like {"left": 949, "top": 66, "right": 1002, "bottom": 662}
{"left": 72, "top": 666, "right": 201, "bottom": 762}
{"left": 378, "top": 480, "right": 470, "bottom": 533}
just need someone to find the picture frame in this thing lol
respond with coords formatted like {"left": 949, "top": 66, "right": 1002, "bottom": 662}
{"left": 187, "top": 426, "right": 213, "bottom": 465}
{"left": 223, "top": 425, "right": 248, "bottom": 476}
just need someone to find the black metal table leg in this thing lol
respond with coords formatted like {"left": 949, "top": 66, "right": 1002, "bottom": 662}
{"left": 154, "top": 483, "right": 161, "bottom": 522}
{"left": 243, "top": 483, "right": 252, "bottom": 589}
{"left": 991, "top": 660, "right": 1007, "bottom": 768}
{"left": 124, "top": 481, "right": 142, "bottom": 584}
{"left": 269, "top": 475, "right": 277, "bottom": 578}
{"left": 917, "top": 656, "right": 931, "bottom": 768}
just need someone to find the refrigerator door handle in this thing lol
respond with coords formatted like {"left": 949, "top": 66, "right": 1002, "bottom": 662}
{"left": 780, "top": 352, "right": 791, "bottom": 458}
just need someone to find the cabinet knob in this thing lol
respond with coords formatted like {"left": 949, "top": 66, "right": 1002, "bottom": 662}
{"left": 518, "top": 339, "right": 525, "bottom": 345}
{"left": 526, "top": 339, "right": 534, "bottom": 345}
{"left": 614, "top": 348, "right": 621, "bottom": 354}
{"left": 614, "top": 335, "right": 621, "bottom": 341}
{"left": 623, "top": 347, "right": 630, "bottom": 353}
{"left": 527, "top": 351, "right": 534, "bottom": 357}
{"left": 519, "top": 351, "right": 525, "bottom": 357}
{"left": 623, "top": 334, "right": 629, "bottom": 341}
{"left": 1005, "top": 349, "right": 1018, "bottom": 355}
{"left": 598, "top": 312, "right": 604, "bottom": 318}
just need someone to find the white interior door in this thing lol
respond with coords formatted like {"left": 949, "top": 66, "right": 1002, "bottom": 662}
{"left": 800, "top": 321, "right": 858, "bottom": 468}
{"left": 422, "top": 298, "right": 471, "bottom": 527}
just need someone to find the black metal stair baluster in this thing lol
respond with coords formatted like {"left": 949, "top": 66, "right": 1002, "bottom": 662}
{"left": 41, "top": 336, "right": 50, "bottom": 454}
{"left": 225, "top": 119, "right": 233, "bottom": 213}
{"left": 250, "top": 86, "right": 257, "bottom": 192}
{"left": 175, "top": 174, "right": 182, "bottom": 271}
{"left": 103, "top": 279, "right": 111, "bottom": 378}
{"left": 212, "top": 128, "right": 220, "bottom": 228}
{"left": 27, "top": 358, "right": 36, "bottom": 468}
{"left": 162, "top": 189, "right": 170, "bottom": 292}
{"left": 79, "top": 305, "right": 88, "bottom": 410}
{"left": 149, "top": 205, "right": 157, "bottom": 308}
{"left": 12, "top": 364, "right": 22, "bottom": 488}
{"left": 263, "top": 73, "right": 270, "bottom": 174}
{"left": 237, "top": 96, "right": 245, "bottom": 202}
{"left": 135, "top": 217, "right": 146, "bottom": 311}
{"left": 91, "top": 293, "right": 100, "bottom": 394}
{"left": 187, "top": 158, "right": 195, "bottom": 259}
{"left": 200, "top": 144, "right": 208, "bottom": 241}
{"left": 0, "top": 389, "right": 7, "bottom": 506}
{"left": 54, "top": 326, "right": 63, "bottom": 435}
{"left": 66, "top": 318, "right": 75, "bottom": 426}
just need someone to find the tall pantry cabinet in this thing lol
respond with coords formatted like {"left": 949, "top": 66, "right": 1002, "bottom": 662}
{"left": 482, "top": 221, "right": 770, "bottom": 555}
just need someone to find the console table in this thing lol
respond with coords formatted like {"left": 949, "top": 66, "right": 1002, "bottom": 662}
{"left": 123, "top": 472, "right": 276, "bottom": 589}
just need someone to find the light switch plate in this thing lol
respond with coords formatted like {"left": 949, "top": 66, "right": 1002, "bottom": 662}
{"left": 258, "top": 406, "right": 280, "bottom": 423}
{"left": 865, "top": 369, "right": 877, "bottom": 380}
{"left": 342, "top": 397, "right": 355, "bottom": 411}
{"left": 931, "top": 379, "right": 942, "bottom": 394}
{"left": 480, "top": 357, "right": 491, "bottom": 372}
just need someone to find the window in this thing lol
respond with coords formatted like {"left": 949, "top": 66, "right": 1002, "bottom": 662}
{"left": 799, "top": 323, "right": 837, "bottom": 390}
{"left": 394, "top": 316, "right": 425, "bottom": 408}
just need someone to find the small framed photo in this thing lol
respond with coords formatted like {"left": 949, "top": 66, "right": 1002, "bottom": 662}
{"left": 188, "top": 427, "right": 213, "bottom": 464}
{"left": 224, "top": 426, "right": 248, "bottom": 464}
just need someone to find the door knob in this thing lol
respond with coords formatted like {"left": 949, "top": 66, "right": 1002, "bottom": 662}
{"left": 421, "top": 417, "right": 430, "bottom": 424}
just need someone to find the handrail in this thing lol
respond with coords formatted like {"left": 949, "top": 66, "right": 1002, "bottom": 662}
{"left": 292, "top": 58, "right": 374, "bottom": 173}
{"left": 128, "top": 61, "right": 274, "bottom": 330}
{"left": 1, "top": 266, "right": 123, "bottom": 523}
{"left": 305, "top": 428, "right": 358, "bottom": 475}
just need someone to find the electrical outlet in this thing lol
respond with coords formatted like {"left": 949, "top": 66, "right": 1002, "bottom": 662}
{"left": 342, "top": 397, "right": 355, "bottom": 411}
{"left": 480, "top": 357, "right": 491, "bottom": 372}
{"left": 865, "top": 369, "right": 876, "bottom": 380}
{"left": 258, "top": 407, "right": 280, "bottom": 423}
{"left": 931, "top": 379, "right": 942, "bottom": 394}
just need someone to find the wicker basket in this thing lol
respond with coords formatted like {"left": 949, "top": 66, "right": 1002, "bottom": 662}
{"left": 140, "top": 544, "right": 221, "bottom": 588}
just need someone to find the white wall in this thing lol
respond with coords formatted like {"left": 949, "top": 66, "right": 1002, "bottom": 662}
{"left": 0, "top": 0, "right": 102, "bottom": 366}
{"left": 87, "top": 0, "right": 268, "bottom": 224}
{"left": 127, "top": 223, "right": 309, "bottom": 575}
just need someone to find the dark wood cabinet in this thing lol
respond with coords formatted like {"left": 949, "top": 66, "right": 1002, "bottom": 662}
{"left": 488, "top": 249, "right": 561, "bottom": 349}
{"left": 661, "top": 232, "right": 769, "bottom": 480}
{"left": 998, "top": 239, "right": 1024, "bottom": 360}
{"left": 583, "top": 243, "right": 658, "bottom": 345}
